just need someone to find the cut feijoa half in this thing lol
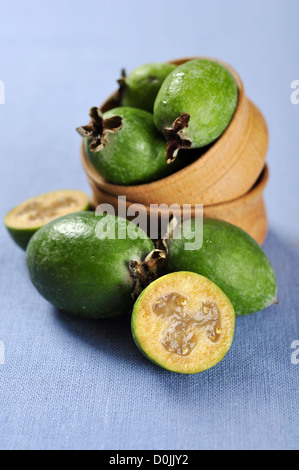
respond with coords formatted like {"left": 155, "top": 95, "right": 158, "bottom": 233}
{"left": 4, "top": 189, "right": 90, "bottom": 250}
{"left": 132, "top": 272, "right": 235, "bottom": 374}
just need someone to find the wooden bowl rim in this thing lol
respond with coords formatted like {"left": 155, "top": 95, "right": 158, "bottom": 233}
{"left": 81, "top": 56, "right": 246, "bottom": 192}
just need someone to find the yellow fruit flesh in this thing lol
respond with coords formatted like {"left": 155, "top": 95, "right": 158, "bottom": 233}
{"left": 153, "top": 293, "right": 222, "bottom": 356}
{"left": 4, "top": 190, "right": 89, "bottom": 230}
{"left": 132, "top": 272, "right": 235, "bottom": 374}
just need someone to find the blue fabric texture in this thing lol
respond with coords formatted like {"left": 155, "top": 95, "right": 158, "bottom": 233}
{"left": 0, "top": 0, "right": 298, "bottom": 450}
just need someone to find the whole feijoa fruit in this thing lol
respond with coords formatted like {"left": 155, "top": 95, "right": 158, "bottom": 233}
{"left": 132, "top": 272, "right": 235, "bottom": 374}
{"left": 153, "top": 59, "right": 238, "bottom": 162}
{"left": 26, "top": 211, "right": 156, "bottom": 318}
{"left": 118, "top": 62, "right": 177, "bottom": 112}
{"left": 77, "top": 106, "right": 183, "bottom": 185}
{"left": 164, "top": 218, "right": 277, "bottom": 316}
{"left": 4, "top": 189, "right": 90, "bottom": 250}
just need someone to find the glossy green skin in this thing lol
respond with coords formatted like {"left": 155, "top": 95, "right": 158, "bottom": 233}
{"left": 165, "top": 219, "right": 277, "bottom": 316}
{"left": 86, "top": 107, "right": 183, "bottom": 185}
{"left": 26, "top": 212, "right": 154, "bottom": 319}
{"left": 154, "top": 59, "right": 238, "bottom": 148}
{"left": 6, "top": 227, "right": 36, "bottom": 250}
{"left": 121, "top": 63, "right": 177, "bottom": 112}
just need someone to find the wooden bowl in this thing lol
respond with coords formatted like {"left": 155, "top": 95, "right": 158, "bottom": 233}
{"left": 89, "top": 165, "right": 269, "bottom": 245}
{"left": 81, "top": 57, "right": 269, "bottom": 206}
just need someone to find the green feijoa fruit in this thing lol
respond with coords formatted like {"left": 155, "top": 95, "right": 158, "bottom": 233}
{"left": 153, "top": 59, "right": 238, "bottom": 162}
{"left": 132, "top": 272, "right": 235, "bottom": 374}
{"left": 164, "top": 218, "right": 277, "bottom": 316}
{"left": 77, "top": 106, "right": 183, "bottom": 185}
{"left": 4, "top": 189, "right": 90, "bottom": 250}
{"left": 118, "top": 62, "right": 177, "bottom": 112}
{"left": 26, "top": 211, "right": 155, "bottom": 319}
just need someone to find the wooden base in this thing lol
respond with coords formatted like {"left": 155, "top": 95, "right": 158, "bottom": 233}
{"left": 89, "top": 165, "right": 269, "bottom": 245}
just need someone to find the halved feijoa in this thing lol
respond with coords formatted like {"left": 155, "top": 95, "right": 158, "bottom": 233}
{"left": 132, "top": 272, "right": 235, "bottom": 374}
{"left": 4, "top": 189, "right": 90, "bottom": 250}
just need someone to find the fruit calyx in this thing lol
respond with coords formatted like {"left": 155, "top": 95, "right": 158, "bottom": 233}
{"left": 116, "top": 68, "right": 127, "bottom": 103}
{"left": 77, "top": 107, "right": 123, "bottom": 152}
{"left": 163, "top": 113, "right": 191, "bottom": 163}
{"left": 129, "top": 248, "right": 167, "bottom": 300}
{"left": 157, "top": 214, "right": 179, "bottom": 255}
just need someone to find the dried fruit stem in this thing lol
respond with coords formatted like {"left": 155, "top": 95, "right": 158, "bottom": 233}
{"left": 116, "top": 68, "right": 127, "bottom": 103}
{"left": 76, "top": 107, "right": 122, "bottom": 152}
{"left": 163, "top": 113, "right": 191, "bottom": 163}
{"left": 157, "top": 214, "right": 179, "bottom": 255}
{"left": 129, "top": 249, "right": 167, "bottom": 300}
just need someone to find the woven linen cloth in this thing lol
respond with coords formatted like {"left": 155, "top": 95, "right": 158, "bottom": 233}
{"left": 0, "top": 0, "right": 298, "bottom": 450}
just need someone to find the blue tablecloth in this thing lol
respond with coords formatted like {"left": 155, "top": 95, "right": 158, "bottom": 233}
{"left": 0, "top": 0, "right": 298, "bottom": 450}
